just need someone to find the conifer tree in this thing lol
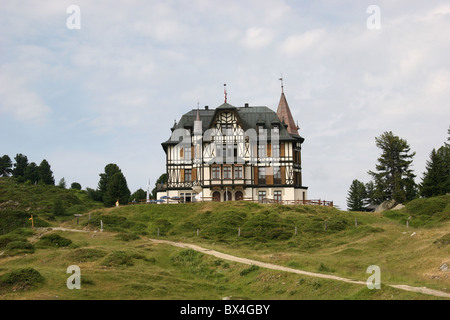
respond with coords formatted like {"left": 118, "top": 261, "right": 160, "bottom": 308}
{"left": 368, "top": 131, "right": 416, "bottom": 203}
{"left": 420, "top": 146, "right": 450, "bottom": 197}
{"left": 38, "top": 159, "right": 55, "bottom": 185}
{"left": 346, "top": 179, "right": 367, "bottom": 211}
{"left": 0, "top": 155, "right": 12, "bottom": 177}
{"left": 12, "top": 153, "right": 29, "bottom": 179}
{"left": 103, "top": 172, "right": 131, "bottom": 206}
{"left": 24, "top": 162, "right": 40, "bottom": 184}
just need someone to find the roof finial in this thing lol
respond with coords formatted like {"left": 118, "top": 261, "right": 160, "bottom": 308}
{"left": 279, "top": 74, "right": 284, "bottom": 93}
{"left": 224, "top": 83, "right": 227, "bottom": 103}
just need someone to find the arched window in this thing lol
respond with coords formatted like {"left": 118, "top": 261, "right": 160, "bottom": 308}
{"left": 212, "top": 191, "right": 221, "bottom": 202}
{"left": 235, "top": 191, "right": 243, "bottom": 201}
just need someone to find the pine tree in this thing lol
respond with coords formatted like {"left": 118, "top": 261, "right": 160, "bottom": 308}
{"left": 368, "top": 131, "right": 416, "bottom": 203}
{"left": 365, "top": 181, "right": 377, "bottom": 205}
{"left": 103, "top": 172, "right": 131, "bottom": 206}
{"left": 58, "top": 177, "right": 67, "bottom": 189}
{"left": 420, "top": 146, "right": 450, "bottom": 197}
{"left": 0, "top": 155, "right": 12, "bottom": 177}
{"left": 98, "top": 163, "right": 122, "bottom": 199}
{"left": 24, "top": 162, "right": 40, "bottom": 184}
{"left": 346, "top": 179, "right": 367, "bottom": 211}
{"left": 131, "top": 188, "right": 147, "bottom": 202}
{"left": 38, "top": 159, "right": 55, "bottom": 185}
{"left": 12, "top": 153, "right": 29, "bottom": 179}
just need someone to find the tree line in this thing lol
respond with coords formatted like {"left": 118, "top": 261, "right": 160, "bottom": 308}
{"left": 346, "top": 127, "right": 450, "bottom": 211}
{"left": 0, "top": 153, "right": 82, "bottom": 190}
{"left": 0, "top": 153, "right": 166, "bottom": 207}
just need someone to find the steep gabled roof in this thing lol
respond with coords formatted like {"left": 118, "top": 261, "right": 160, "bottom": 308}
{"left": 162, "top": 102, "right": 304, "bottom": 150}
{"left": 277, "top": 92, "right": 299, "bottom": 136}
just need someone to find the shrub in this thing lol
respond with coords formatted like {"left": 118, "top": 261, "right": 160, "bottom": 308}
{"left": 0, "top": 234, "right": 27, "bottom": 249}
{"left": 102, "top": 251, "right": 134, "bottom": 267}
{"left": 5, "top": 241, "right": 34, "bottom": 255}
{"left": 171, "top": 249, "right": 203, "bottom": 266}
{"left": 0, "top": 268, "right": 44, "bottom": 291}
{"left": 239, "top": 265, "right": 259, "bottom": 276}
{"left": 68, "top": 248, "right": 107, "bottom": 262}
{"left": 115, "top": 233, "right": 140, "bottom": 241}
{"left": 36, "top": 233, "right": 72, "bottom": 248}
{"left": 434, "top": 234, "right": 450, "bottom": 247}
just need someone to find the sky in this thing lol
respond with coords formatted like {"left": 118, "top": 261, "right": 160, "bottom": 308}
{"left": 1, "top": 0, "right": 449, "bottom": 209}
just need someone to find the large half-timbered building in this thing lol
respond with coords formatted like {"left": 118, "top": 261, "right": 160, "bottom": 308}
{"left": 158, "top": 88, "right": 308, "bottom": 203}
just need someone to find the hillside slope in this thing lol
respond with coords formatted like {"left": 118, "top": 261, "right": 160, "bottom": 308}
{"left": 0, "top": 177, "right": 103, "bottom": 233}
{"left": 0, "top": 184, "right": 449, "bottom": 300}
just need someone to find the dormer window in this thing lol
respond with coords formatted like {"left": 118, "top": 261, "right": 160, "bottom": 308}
{"left": 258, "top": 125, "right": 265, "bottom": 134}
{"left": 272, "top": 125, "right": 279, "bottom": 134}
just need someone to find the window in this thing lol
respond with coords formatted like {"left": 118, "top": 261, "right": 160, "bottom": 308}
{"left": 258, "top": 125, "right": 265, "bottom": 134}
{"left": 258, "top": 167, "right": 266, "bottom": 185}
{"left": 212, "top": 166, "right": 220, "bottom": 180}
{"left": 223, "top": 166, "right": 232, "bottom": 179}
{"left": 222, "top": 124, "right": 233, "bottom": 135}
{"left": 274, "top": 190, "right": 282, "bottom": 203}
{"left": 273, "top": 166, "right": 281, "bottom": 184}
{"left": 184, "top": 147, "right": 191, "bottom": 161}
{"left": 235, "top": 191, "right": 243, "bottom": 201}
{"left": 184, "top": 169, "right": 192, "bottom": 182}
{"left": 272, "top": 144, "right": 280, "bottom": 158}
{"left": 258, "top": 191, "right": 266, "bottom": 203}
{"left": 225, "top": 145, "right": 233, "bottom": 162}
{"left": 234, "top": 166, "right": 243, "bottom": 179}
{"left": 272, "top": 125, "right": 279, "bottom": 134}
{"left": 258, "top": 143, "right": 266, "bottom": 157}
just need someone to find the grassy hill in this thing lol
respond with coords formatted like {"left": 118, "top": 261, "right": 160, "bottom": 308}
{"left": 0, "top": 177, "right": 103, "bottom": 233}
{"left": 0, "top": 178, "right": 449, "bottom": 300}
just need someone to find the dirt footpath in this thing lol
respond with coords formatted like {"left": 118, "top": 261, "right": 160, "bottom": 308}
{"left": 149, "top": 238, "right": 450, "bottom": 299}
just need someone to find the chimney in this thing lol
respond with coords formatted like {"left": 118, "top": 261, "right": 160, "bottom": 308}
{"left": 205, "top": 106, "right": 209, "bottom": 110}
{"left": 244, "top": 103, "right": 249, "bottom": 108}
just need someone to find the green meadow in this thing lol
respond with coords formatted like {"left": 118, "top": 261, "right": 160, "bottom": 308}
{"left": 0, "top": 177, "right": 449, "bottom": 300}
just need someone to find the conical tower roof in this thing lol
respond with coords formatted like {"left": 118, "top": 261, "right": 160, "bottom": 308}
{"left": 277, "top": 91, "right": 299, "bottom": 136}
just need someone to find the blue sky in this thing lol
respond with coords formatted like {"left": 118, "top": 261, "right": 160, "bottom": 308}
{"left": 1, "top": 0, "right": 449, "bottom": 208}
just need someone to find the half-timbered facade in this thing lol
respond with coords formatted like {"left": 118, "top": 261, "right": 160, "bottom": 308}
{"left": 158, "top": 90, "right": 308, "bottom": 203}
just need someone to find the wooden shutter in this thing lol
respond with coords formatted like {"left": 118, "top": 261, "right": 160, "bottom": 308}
{"left": 192, "top": 168, "right": 197, "bottom": 181}
{"left": 266, "top": 166, "right": 273, "bottom": 185}
{"left": 267, "top": 142, "right": 272, "bottom": 157}
{"left": 281, "top": 167, "right": 285, "bottom": 184}
{"left": 280, "top": 143, "right": 285, "bottom": 157}
{"left": 180, "top": 169, "right": 185, "bottom": 182}
{"left": 180, "top": 147, "right": 184, "bottom": 158}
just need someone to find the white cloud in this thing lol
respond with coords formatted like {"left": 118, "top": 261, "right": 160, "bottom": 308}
{"left": 280, "top": 29, "right": 326, "bottom": 57}
{"left": 241, "top": 27, "right": 274, "bottom": 49}
{"left": 0, "top": 72, "right": 51, "bottom": 124}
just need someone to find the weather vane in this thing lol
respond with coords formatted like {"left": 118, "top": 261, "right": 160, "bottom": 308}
{"left": 224, "top": 83, "right": 227, "bottom": 103}
{"left": 279, "top": 75, "right": 284, "bottom": 93}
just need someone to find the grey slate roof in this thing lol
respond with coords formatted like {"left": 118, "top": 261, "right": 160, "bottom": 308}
{"left": 162, "top": 102, "right": 304, "bottom": 147}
